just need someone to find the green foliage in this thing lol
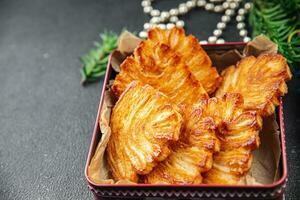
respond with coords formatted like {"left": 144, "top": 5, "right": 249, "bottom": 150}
{"left": 249, "top": 0, "right": 300, "bottom": 74}
{"left": 80, "top": 32, "right": 118, "bottom": 84}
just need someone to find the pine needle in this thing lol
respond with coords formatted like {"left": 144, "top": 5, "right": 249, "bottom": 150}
{"left": 80, "top": 31, "right": 118, "bottom": 85}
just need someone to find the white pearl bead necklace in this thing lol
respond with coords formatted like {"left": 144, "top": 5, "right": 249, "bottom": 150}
{"left": 140, "top": 0, "right": 252, "bottom": 44}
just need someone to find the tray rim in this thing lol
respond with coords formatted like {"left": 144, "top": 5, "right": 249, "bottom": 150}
{"left": 84, "top": 42, "right": 288, "bottom": 190}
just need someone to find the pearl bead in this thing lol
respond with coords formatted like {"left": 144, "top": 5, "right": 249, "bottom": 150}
{"left": 244, "top": 2, "right": 252, "bottom": 10}
{"left": 170, "top": 16, "right": 179, "bottom": 23}
{"left": 239, "top": 29, "right": 248, "bottom": 37}
{"left": 237, "top": 22, "right": 245, "bottom": 29}
{"left": 161, "top": 11, "right": 170, "bottom": 19}
{"left": 158, "top": 24, "right": 166, "bottom": 30}
{"left": 205, "top": 3, "right": 214, "bottom": 11}
{"left": 186, "top": 0, "right": 196, "bottom": 9}
{"left": 200, "top": 40, "right": 208, "bottom": 45}
{"left": 179, "top": 3, "right": 186, "bottom": 8}
{"left": 139, "top": 31, "right": 148, "bottom": 38}
{"left": 179, "top": 5, "right": 188, "bottom": 14}
{"left": 169, "top": 8, "right": 179, "bottom": 16}
{"left": 166, "top": 23, "right": 175, "bottom": 29}
{"left": 236, "top": 15, "right": 244, "bottom": 22}
{"left": 150, "top": 17, "right": 160, "bottom": 24}
{"left": 216, "top": 38, "right": 225, "bottom": 44}
{"left": 243, "top": 36, "right": 251, "bottom": 43}
{"left": 221, "top": 15, "right": 230, "bottom": 22}
{"left": 176, "top": 20, "right": 185, "bottom": 28}
{"left": 208, "top": 36, "right": 217, "bottom": 44}
{"left": 225, "top": 9, "right": 234, "bottom": 16}
{"left": 222, "top": 2, "right": 229, "bottom": 9}
{"left": 143, "top": 23, "right": 152, "bottom": 30}
{"left": 143, "top": 6, "right": 152, "bottom": 14}
{"left": 151, "top": 9, "right": 160, "bottom": 17}
{"left": 141, "top": 0, "right": 151, "bottom": 7}
{"left": 214, "top": 5, "right": 224, "bottom": 13}
{"left": 197, "top": 0, "right": 206, "bottom": 7}
{"left": 238, "top": 8, "right": 245, "bottom": 15}
{"left": 229, "top": 2, "right": 238, "bottom": 9}
{"left": 217, "top": 22, "right": 226, "bottom": 29}
{"left": 213, "top": 29, "right": 222, "bottom": 37}
{"left": 151, "top": 24, "right": 158, "bottom": 28}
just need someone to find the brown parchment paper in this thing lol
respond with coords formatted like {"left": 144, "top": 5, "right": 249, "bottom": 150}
{"left": 111, "top": 31, "right": 142, "bottom": 72}
{"left": 88, "top": 90, "right": 114, "bottom": 184}
{"left": 88, "top": 33, "right": 282, "bottom": 185}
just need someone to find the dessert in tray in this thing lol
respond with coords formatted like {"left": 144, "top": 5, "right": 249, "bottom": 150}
{"left": 105, "top": 27, "right": 291, "bottom": 185}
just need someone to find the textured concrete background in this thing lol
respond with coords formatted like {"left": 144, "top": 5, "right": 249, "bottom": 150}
{"left": 0, "top": 0, "right": 299, "bottom": 199}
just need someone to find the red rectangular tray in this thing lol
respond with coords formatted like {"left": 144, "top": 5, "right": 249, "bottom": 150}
{"left": 85, "top": 43, "right": 288, "bottom": 200}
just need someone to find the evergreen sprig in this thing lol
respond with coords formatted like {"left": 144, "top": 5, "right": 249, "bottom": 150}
{"left": 249, "top": 0, "right": 300, "bottom": 74}
{"left": 80, "top": 32, "right": 118, "bottom": 85}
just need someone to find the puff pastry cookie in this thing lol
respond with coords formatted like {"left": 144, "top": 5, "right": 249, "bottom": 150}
{"left": 147, "top": 27, "right": 222, "bottom": 94}
{"left": 107, "top": 81, "right": 183, "bottom": 182}
{"left": 216, "top": 54, "right": 292, "bottom": 116}
{"left": 112, "top": 41, "right": 209, "bottom": 110}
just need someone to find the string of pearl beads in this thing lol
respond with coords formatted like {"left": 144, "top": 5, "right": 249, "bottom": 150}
{"left": 140, "top": 0, "right": 252, "bottom": 44}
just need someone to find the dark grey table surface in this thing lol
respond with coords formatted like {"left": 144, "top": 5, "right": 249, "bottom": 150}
{"left": 0, "top": 0, "right": 299, "bottom": 199}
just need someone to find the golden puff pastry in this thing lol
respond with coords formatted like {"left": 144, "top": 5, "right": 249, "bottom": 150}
{"left": 203, "top": 148, "right": 253, "bottom": 184}
{"left": 202, "top": 93, "right": 263, "bottom": 184}
{"left": 144, "top": 98, "right": 221, "bottom": 184}
{"left": 112, "top": 42, "right": 209, "bottom": 110}
{"left": 107, "top": 81, "right": 183, "bottom": 182}
{"left": 216, "top": 54, "right": 292, "bottom": 117}
{"left": 145, "top": 93, "right": 262, "bottom": 184}
{"left": 143, "top": 143, "right": 213, "bottom": 184}
{"left": 143, "top": 111, "right": 219, "bottom": 184}
{"left": 147, "top": 27, "right": 222, "bottom": 94}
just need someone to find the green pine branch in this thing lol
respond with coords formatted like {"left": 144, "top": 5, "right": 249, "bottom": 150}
{"left": 80, "top": 32, "right": 118, "bottom": 85}
{"left": 249, "top": 0, "right": 300, "bottom": 74}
